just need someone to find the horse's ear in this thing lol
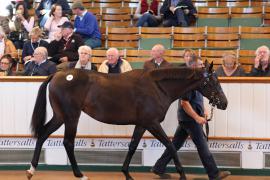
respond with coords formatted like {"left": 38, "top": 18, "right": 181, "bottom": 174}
{"left": 209, "top": 61, "right": 214, "bottom": 72}
{"left": 204, "top": 60, "right": 210, "bottom": 69}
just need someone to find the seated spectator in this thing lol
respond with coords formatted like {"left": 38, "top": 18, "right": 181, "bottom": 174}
{"left": 144, "top": 44, "right": 172, "bottom": 71}
{"left": 44, "top": 3, "right": 69, "bottom": 42}
{"left": 9, "top": 2, "right": 35, "bottom": 49}
{"left": 216, "top": 52, "right": 245, "bottom": 77}
{"left": 134, "top": 0, "right": 162, "bottom": 27}
{"left": 98, "top": 48, "right": 132, "bottom": 73}
{"left": 249, "top": 45, "right": 270, "bottom": 76}
{"left": 22, "top": 27, "right": 49, "bottom": 63}
{"left": 36, "top": 0, "right": 71, "bottom": 27}
{"left": 48, "top": 21, "right": 84, "bottom": 65}
{"left": 0, "top": 26, "right": 17, "bottom": 59}
{"left": 69, "top": 45, "right": 97, "bottom": 71}
{"left": 71, "top": 1, "right": 101, "bottom": 48}
{"left": 0, "top": 54, "right": 15, "bottom": 76}
{"left": 160, "top": 0, "right": 197, "bottom": 27}
{"left": 183, "top": 48, "right": 196, "bottom": 66}
{"left": 24, "top": 47, "right": 56, "bottom": 76}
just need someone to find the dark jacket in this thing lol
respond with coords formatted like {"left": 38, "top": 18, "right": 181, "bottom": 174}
{"left": 22, "top": 40, "right": 49, "bottom": 62}
{"left": 143, "top": 58, "right": 172, "bottom": 71}
{"left": 24, "top": 60, "right": 56, "bottom": 76}
{"left": 160, "top": 0, "right": 197, "bottom": 23}
{"left": 48, "top": 33, "right": 84, "bottom": 64}
{"left": 249, "top": 65, "right": 270, "bottom": 76}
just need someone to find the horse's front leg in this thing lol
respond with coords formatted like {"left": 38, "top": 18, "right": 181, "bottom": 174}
{"left": 148, "top": 123, "right": 187, "bottom": 180}
{"left": 122, "top": 125, "right": 146, "bottom": 180}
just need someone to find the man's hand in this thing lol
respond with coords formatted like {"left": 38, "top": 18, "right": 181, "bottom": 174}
{"left": 195, "top": 116, "right": 207, "bottom": 125}
{"left": 254, "top": 54, "right": 262, "bottom": 68}
{"left": 24, "top": 55, "right": 33, "bottom": 62}
{"left": 40, "top": 9, "right": 47, "bottom": 15}
{"left": 184, "top": 9, "right": 189, "bottom": 14}
{"left": 170, "top": 6, "right": 176, "bottom": 13}
{"left": 59, "top": 57, "right": 68, "bottom": 62}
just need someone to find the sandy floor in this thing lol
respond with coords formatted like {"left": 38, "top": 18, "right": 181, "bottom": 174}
{"left": 1, "top": 170, "right": 270, "bottom": 180}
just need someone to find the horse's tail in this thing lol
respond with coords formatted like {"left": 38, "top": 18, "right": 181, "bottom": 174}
{"left": 31, "top": 74, "right": 54, "bottom": 138}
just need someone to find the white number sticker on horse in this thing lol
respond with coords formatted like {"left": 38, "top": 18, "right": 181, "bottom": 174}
{"left": 66, "top": 74, "right": 73, "bottom": 81}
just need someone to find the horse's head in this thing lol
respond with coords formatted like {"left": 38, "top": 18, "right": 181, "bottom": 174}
{"left": 198, "top": 61, "right": 228, "bottom": 110}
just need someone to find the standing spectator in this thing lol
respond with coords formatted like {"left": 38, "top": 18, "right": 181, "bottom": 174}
{"left": 0, "top": 26, "right": 17, "bottom": 59}
{"left": 98, "top": 47, "right": 132, "bottom": 73}
{"left": 134, "top": 0, "right": 162, "bottom": 27}
{"left": 9, "top": 2, "right": 35, "bottom": 49}
{"left": 0, "top": 1, "right": 13, "bottom": 33}
{"left": 35, "top": 0, "right": 71, "bottom": 27}
{"left": 0, "top": 54, "right": 15, "bottom": 76}
{"left": 72, "top": 1, "right": 101, "bottom": 48}
{"left": 22, "top": 27, "right": 49, "bottom": 63}
{"left": 48, "top": 21, "right": 84, "bottom": 65}
{"left": 249, "top": 45, "right": 270, "bottom": 76}
{"left": 160, "top": 0, "right": 197, "bottom": 27}
{"left": 44, "top": 3, "right": 69, "bottom": 42}
{"left": 68, "top": 45, "right": 97, "bottom": 70}
{"left": 216, "top": 52, "right": 245, "bottom": 77}
{"left": 24, "top": 47, "right": 56, "bottom": 76}
{"left": 151, "top": 55, "right": 231, "bottom": 180}
{"left": 143, "top": 44, "right": 172, "bottom": 71}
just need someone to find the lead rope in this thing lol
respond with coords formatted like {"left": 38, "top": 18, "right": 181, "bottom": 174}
{"left": 205, "top": 105, "right": 214, "bottom": 142}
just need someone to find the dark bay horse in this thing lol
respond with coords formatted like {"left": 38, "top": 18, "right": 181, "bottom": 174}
{"left": 26, "top": 62, "right": 227, "bottom": 180}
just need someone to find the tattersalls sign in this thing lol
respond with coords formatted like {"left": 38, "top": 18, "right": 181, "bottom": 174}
{"left": 0, "top": 137, "right": 268, "bottom": 152}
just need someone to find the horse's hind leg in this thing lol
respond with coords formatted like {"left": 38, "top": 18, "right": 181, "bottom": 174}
{"left": 27, "top": 117, "right": 63, "bottom": 179}
{"left": 122, "top": 125, "right": 146, "bottom": 180}
{"left": 63, "top": 119, "right": 88, "bottom": 180}
{"left": 147, "top": 123, "right": 186, "bottom": 180}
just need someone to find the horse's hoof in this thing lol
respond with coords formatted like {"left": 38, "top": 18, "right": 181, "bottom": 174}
{"left": 26, "top": 170, "right": 33, "bottom": 180}
{"left": 179, "top": 176, "right": 187, "bottom": 180}
{"left": 80, "top": 176, "right": 89, "bottom": 180}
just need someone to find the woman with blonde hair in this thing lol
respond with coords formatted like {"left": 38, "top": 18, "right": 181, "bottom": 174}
{"left": 216, "top": 51, "right": 245, "bottom": 77}
{"left": 0, "top": 26, "right": 17, "bottom": 59}
{"left": 22, "top": 26, "right": 49, "bottom": 63}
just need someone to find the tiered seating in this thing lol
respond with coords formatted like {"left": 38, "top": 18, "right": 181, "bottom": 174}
{"left": 206, "top": 27, "right": 240, "bottom": 49}
{"left": 239, "top": 26, "right": 270, "bottom": 50}
{"left": 237, "top": 49, "right": 256, "bottom": 72}
{"left": 173, "top": 27, "right": 206, "bottom": 49}
{"left": 101, "top": 7, "right": 133, "bottom": 27}
{"left": 105, "top": 27, "right": 139, "bottom": 48}
{"left": 196, "top": 7, "right": 230, "bottom": 27}
{"left": 230, "top": 7, "right": 263, "bottom": 26}
{"left": 139, "top": 27, "right": 172, "bottom": 49}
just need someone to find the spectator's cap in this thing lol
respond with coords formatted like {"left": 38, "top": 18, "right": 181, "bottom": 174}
{"left": 58, "top": 21, "right": 74, "bottom": 29}
{"left": 71, "top": 1, "right": 85, "bottom": 10}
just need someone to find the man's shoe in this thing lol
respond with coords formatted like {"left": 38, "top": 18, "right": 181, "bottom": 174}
{"left": 150, "top": 167, "right": 172, "bottom": 179}
{"left": 214, "top": 171, "right": 231, "bottom": 180}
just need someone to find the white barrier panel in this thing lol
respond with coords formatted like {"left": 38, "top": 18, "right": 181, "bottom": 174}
{"left": 1, "top": 79, "right": 270, "bottom": 138}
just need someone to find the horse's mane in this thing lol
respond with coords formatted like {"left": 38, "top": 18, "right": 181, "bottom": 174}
{"left": 149, "top": 67, "right": 202, "bottom": 81}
